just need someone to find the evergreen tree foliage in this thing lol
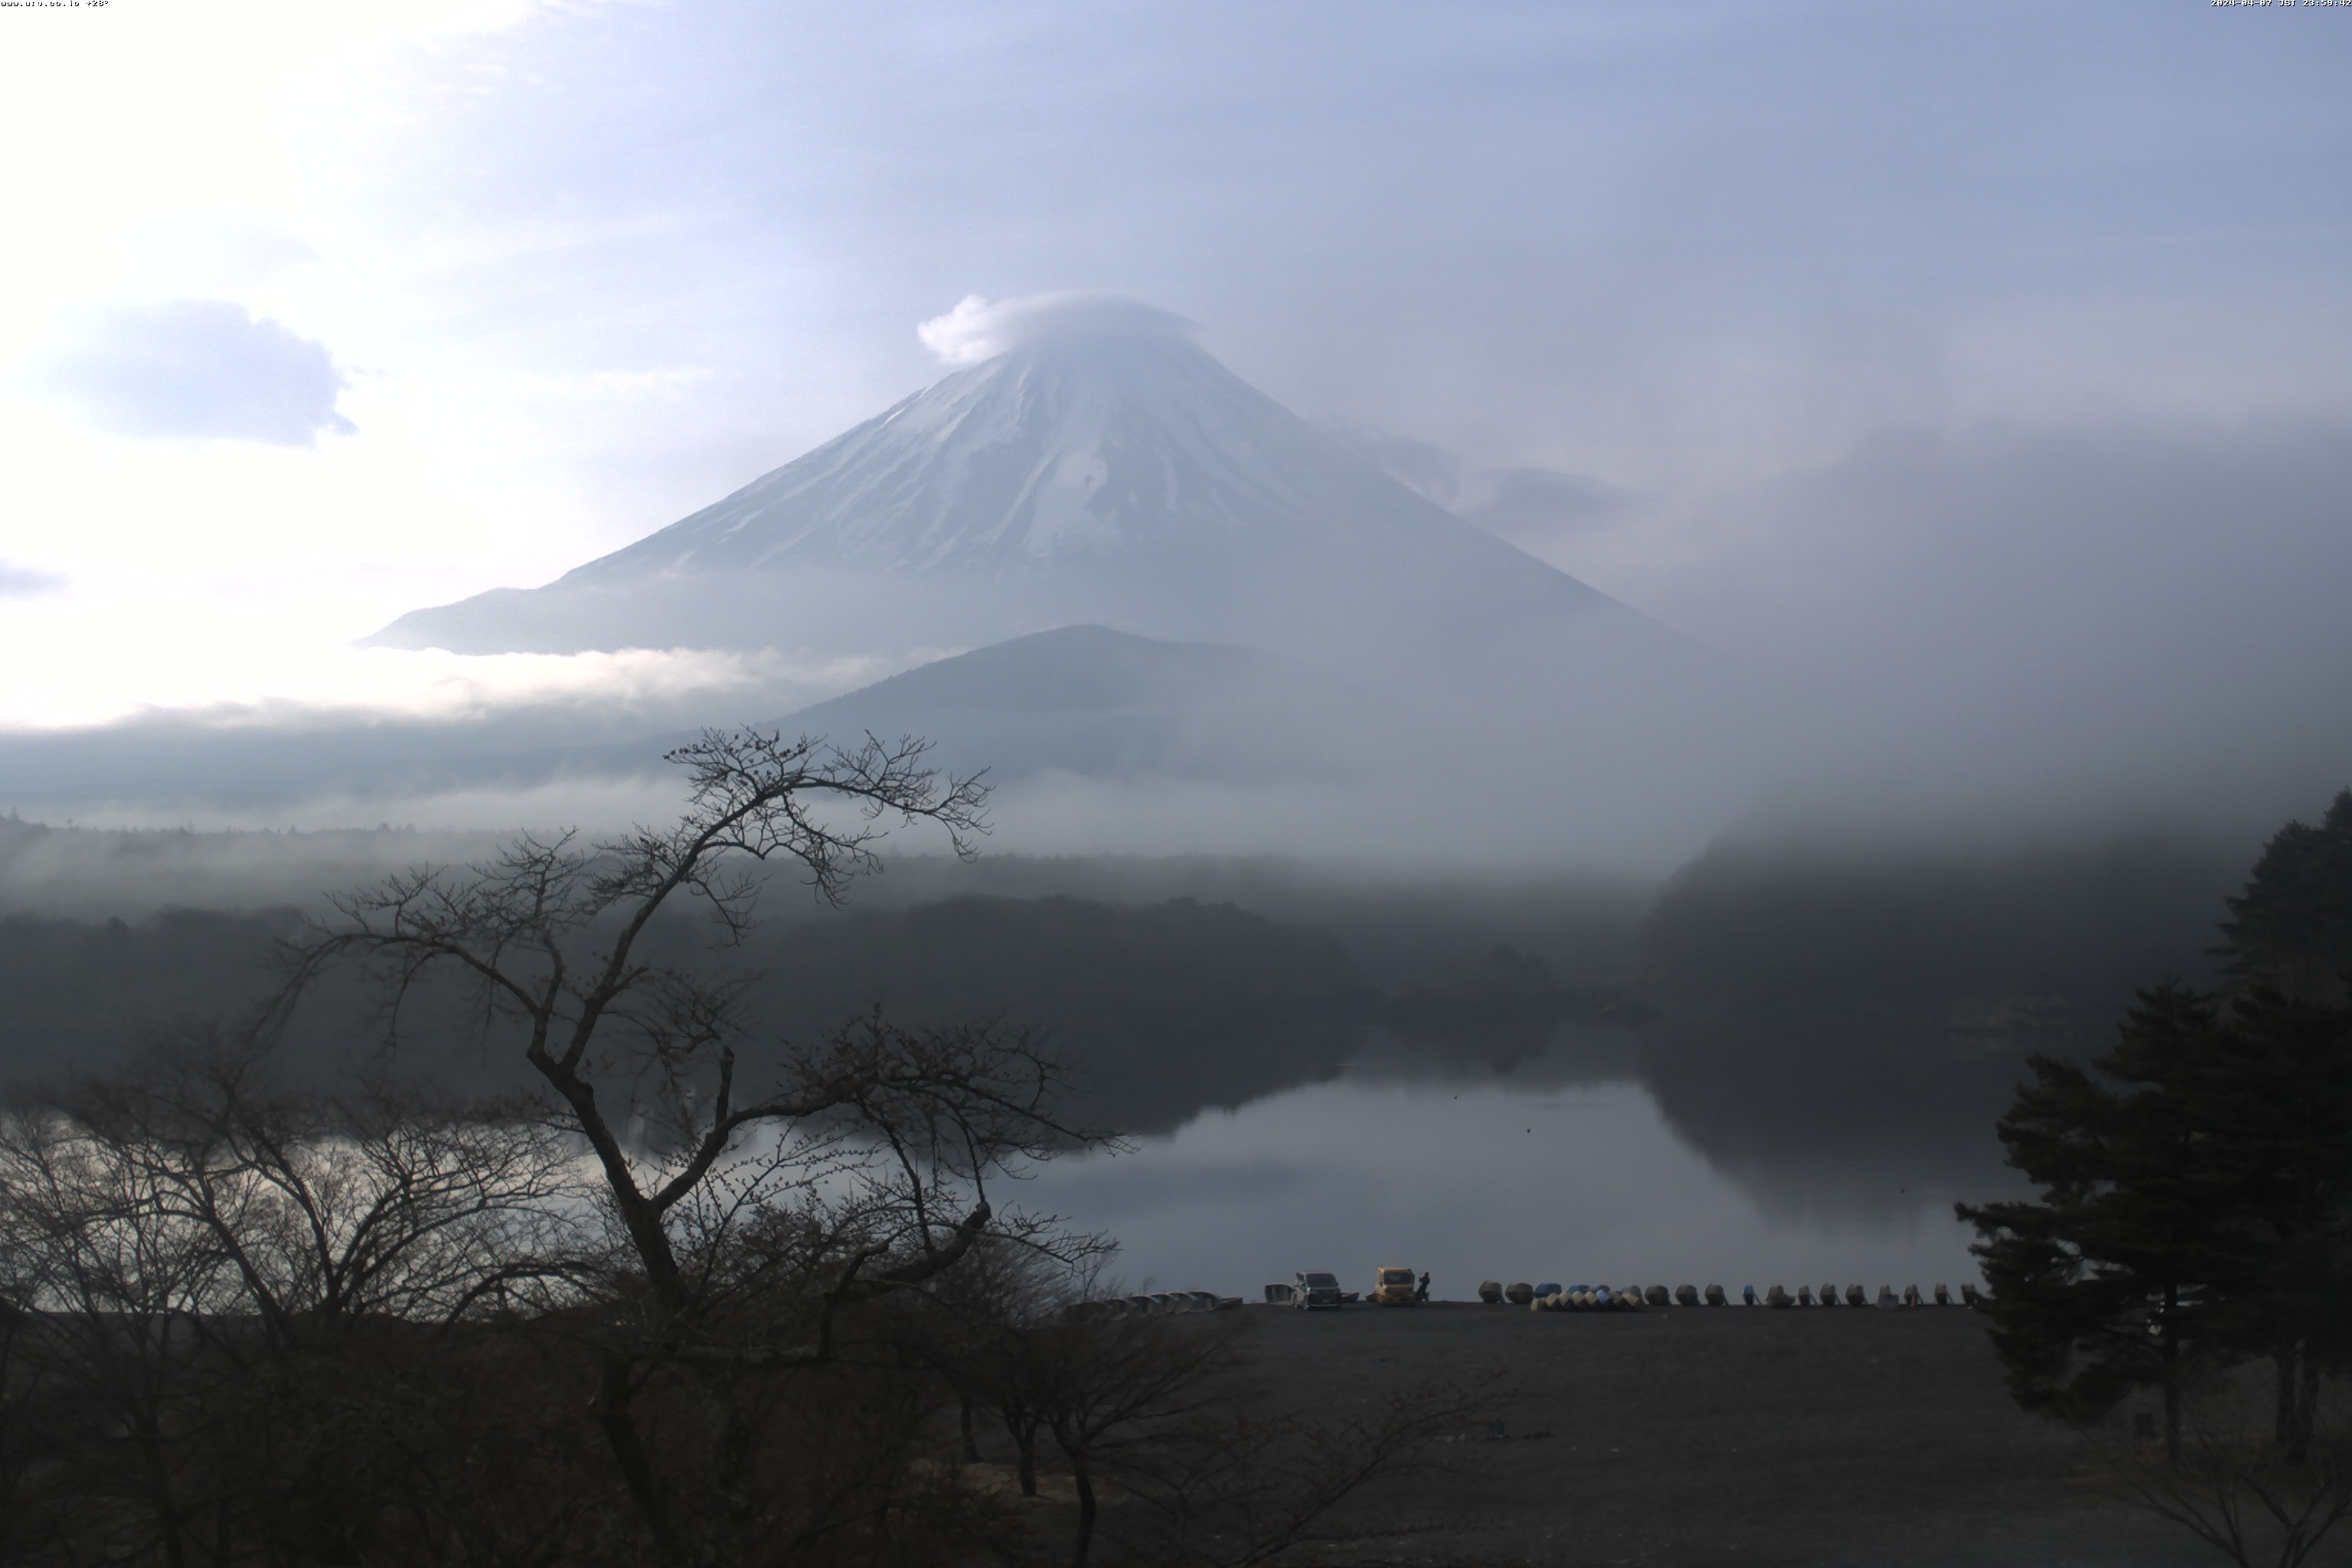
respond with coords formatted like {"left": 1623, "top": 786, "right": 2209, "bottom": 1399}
{"left": 2219, "top": 789, "right": 2352, "bottom": 1004}
{"left": 2193, "top": 985, "right": 2352, "bottom": 1459}
{"left": 1958, "top": 985, "right": 2237, "bottom": 1461}
{"left": 1965, "top": 789, "right": 2352, "bottom": 1470}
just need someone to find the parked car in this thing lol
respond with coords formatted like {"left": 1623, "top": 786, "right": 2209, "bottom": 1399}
{"left": 1371, "top": 1266, "right": 1419, "bottom": 1306}
{"left": 1292, "top": 1270, "right": 1345, "bottom": 1310}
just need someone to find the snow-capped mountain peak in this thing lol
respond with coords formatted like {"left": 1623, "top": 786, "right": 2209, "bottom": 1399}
{"left": 571, "top": 314, "right": 1514, "bottom": 582}
{"left": 368, "top": 294, "right": 1655, "bottom": 668}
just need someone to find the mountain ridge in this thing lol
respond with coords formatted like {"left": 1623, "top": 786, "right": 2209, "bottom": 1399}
{"left": 760, "top": 623, "right": 1389, "bottom": 783}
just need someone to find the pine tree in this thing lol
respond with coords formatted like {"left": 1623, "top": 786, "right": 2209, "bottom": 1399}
{"left": 1965, "top": 788, "right": 2352, "bottom": 1471}
{"left": 1959, "top": 985, "right": 2238, "bottom": 1463}
{"left": 2210, "top": 789, "right": 2352, "bottom": 1455}
{"left": 2190, "top": 985, "right": 2352, "bottom": 1462}
{"left": 2218, "top": 789, "right": 2352, "bottom": 1004}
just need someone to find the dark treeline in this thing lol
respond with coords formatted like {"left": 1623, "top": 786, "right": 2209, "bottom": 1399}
{"left": 733, "top": 896, "right": 1373, "bottom": 1135}
{"left": 0, "top": 815, "right": 1653, "bottom": 983}
{"left": 1640, "top": 828, "right": 2243, "bottom": 1023}
{"left": 1620, "top": 825, "right": 2257, "bottom": 1216}
{"left": 0, "top": 816, "right": 2270, "bottom": 1214}
{"left": 0, "top": 896, "right": 1378, "bottom": 1136}
{"left": 742, "top": 895, "right": 1370, "bottom": 1032}
{"left": 0, "top": 896, "right": 2045, "bottom": 1220}
{"left": 0, "top": 906, "right": 303, "bottom": 1076}
{"left": 837, "top": 854, "right": 1651, "bottom": 993}
{"left": 1, "top": 819, "right": 2253, "bottom": 1065}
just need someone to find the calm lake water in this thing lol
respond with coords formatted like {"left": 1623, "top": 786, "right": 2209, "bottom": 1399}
{"left": 1021, "top": 1021, "right": 2030, "bottom": 1302}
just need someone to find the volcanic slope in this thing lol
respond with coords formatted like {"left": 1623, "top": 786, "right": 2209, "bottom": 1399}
{"left": 367, "top": 309, "right": 1685, "bottom": 687}
{"left": 763, "top": 624, "right": 1389, "bottom": 785}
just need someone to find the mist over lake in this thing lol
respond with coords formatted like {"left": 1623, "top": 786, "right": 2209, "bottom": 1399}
{"left": 0, "top": 822, "right": 2232, "bottom": 1295}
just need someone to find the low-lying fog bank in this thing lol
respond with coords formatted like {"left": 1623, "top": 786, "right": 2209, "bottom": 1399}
{"left": 1, "top": 799, "right": 2289, "bottom": 1234}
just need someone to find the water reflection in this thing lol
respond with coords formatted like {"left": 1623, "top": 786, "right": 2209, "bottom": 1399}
{"left": 1031, "top": 1015, "right": 2029, "bottom": 1298}
{"left": 1639, "top": 1014, "right": 2030, "bottom": 1223}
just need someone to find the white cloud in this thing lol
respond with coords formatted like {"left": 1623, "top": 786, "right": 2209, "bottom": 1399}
{"left": 48, "top": 300, "right": 354, "bottom": 446}
{"left": 0, "top": 562, "right": 63, "bottom": 599}
{"left": 916, "top": 292, "right": 1197, "bottom": 367}
{"left": 0, "top": 589, "right": 898, "bottom": 731}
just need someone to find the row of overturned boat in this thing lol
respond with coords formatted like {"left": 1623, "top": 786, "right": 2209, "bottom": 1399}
{"left": 1485, "top": 1281, "right": 1984, "bottom": 1310}
{"left": 1068, "top": 1290, "right": 1246, "bottom": 1320}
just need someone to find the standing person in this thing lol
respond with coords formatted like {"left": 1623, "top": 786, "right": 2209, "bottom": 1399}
{"left": 1416, "top": 1270, "right": 1431, "bottom": 1302}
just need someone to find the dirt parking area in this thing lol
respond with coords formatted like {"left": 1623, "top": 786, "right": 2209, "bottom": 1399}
{"left": 1212, "top": 1299, "right": 2220, "bottom": 1568}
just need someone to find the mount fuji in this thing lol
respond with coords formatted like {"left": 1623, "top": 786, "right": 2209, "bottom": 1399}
{"left": 7, "top": 302, "right": 1751, "bottom": 853}
{"left": 367, "top": 298, "right": 1687, "bottom": 691}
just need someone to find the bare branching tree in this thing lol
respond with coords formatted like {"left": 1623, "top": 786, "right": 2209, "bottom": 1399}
{"left": 278, "top": 732, "right": 994, "bottom": 1313}
{"left": 0, "top": 1031, "right": 588, "bottom": 1567}
{"left": 2, "top": 728, "right": 1263, "bottom": 1568}
{"left": 2100, "top": 1374, "right": 2352, "bottom": 1568}
{"left": 0, "top": 1096, "right": 240, "bottom": 1568}
{"left": 66, "top": 1031, "right": 587, "bottom": 1336}
{"left": 270, "top": 728, "right": 1108, "bottom": 1563}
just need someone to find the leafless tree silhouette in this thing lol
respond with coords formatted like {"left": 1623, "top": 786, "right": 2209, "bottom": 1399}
{"left": 270, "top": 729, "right": 1108, "bottom": 1563}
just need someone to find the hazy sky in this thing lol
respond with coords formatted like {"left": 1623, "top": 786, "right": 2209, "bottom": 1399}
{"left": 2, "top": 0, "right": 2347, "bottom": 738}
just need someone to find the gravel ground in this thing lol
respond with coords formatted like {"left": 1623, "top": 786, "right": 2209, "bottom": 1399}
{"left": 1206, "top": 1298, "right": 2227, "bottom": 1568}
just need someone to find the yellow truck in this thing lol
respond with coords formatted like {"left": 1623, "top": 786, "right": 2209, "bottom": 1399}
{"left": 1371, "top": 1266, "right": 1420, "bottom": 1306}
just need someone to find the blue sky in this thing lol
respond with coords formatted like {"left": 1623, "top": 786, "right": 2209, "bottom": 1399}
{"left": 1, "top": 0, "right": 2347, "bottom": 738}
